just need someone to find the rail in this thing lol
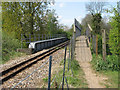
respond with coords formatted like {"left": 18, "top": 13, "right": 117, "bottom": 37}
{"left": 0, "top": 40, "right": 69, "bottom": 84}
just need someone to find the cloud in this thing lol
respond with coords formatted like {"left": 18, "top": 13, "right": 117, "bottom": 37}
{"left": 59, "top": 3, "right": 65, "bottom": 7}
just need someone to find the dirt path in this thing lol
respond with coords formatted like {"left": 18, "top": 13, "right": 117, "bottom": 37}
{"left": 75, "top": 36, "right": 106, "bottom": 88}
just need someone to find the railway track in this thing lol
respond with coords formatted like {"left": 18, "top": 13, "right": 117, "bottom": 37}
{"left": 0, "top": 40, "right": 69, "bottom": 84}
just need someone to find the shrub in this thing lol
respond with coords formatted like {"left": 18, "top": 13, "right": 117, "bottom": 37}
{"left": 91, "top": 54, "right": 119, "bottom": 71}
{"left": 108, "top": 6, "right": 120, "bottom": 55}
{"left": 2, "top": 31, "right": 21, "bottom": 62}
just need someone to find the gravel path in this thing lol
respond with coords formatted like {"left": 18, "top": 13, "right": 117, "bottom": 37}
{"left": 75, "top": 36, "right": 107, "bottom": 88}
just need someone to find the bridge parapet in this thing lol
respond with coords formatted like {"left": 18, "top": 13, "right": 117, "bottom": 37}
{"left": 28, "top": 37, "right": 68, "bottom": 53}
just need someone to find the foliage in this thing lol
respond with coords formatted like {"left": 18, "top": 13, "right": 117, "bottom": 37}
{"left": 66, "top": 59, "right": 88, "bottom": 88}
{"left": 2, "top": 31, "right": 21, "bottom": 62}
{"left": 100, "top": 71, "right": 118, "bottom": 88}
{"left": 81, "top": 14, "right": 92, "bottom": 35}
{"left": 2, "top": 2, "right": 67, "bottom": 41}
{"left": 43, "top": 59, "right": 88, "bottom": 88}
{"left": 108, "top": 5, "right": 120, "bottom": 55}
{"left": 91, "top": 13, "right": 102, "bottom": 35}
{"left": 91, "top": 54, "right": 119, "bottom": 71}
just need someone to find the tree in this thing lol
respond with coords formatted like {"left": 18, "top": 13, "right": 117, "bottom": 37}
{"left": 46, "top": 10, "right": 59, "bottom": 35}
{"left": 81, "top": 14, "right": 92, "bottom": 35}
{"left": 86, "top": 2, "right": 106, "bottom": 15}
{"left": 109, "top": 2, "right": 120, "bottom": 55}
{"left": 2, "top": 2, "right": 50, "bottom": 40}
{"left": 86, "top": 2, "right": 106, "bottom": 56}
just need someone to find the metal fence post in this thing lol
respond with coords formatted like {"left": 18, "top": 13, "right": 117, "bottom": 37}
{"left": 42, "top": 34, "right": 43, "bottom": 40}
{"left": 68, "top": 42, "right": 71, "bottom": 71}
{"left": 38, "top": 34, "right": 40, "bottom": 40}
{"left": 62, "top": 46, "right": 67, "bottom": 89}
{"left": 65, "top": 77, "right": 69, "bottom": 89}
{"left": 48, "top": 56, "right": 52, "bottom": 90}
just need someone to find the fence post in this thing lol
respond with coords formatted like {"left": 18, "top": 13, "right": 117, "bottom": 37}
{"left": 45, "top": 34, "right": 46, "bottom": 40}
{"left": 38, "top": 34, "right": 40, "bottom": 40}
{"left": 42, "top": 34, "right": 43, "bottom": 40}
{"left": 68, "top": 41, "right": 71, "bottom": 71}
{"left": 62, "top": 46, "right": 67, "bottom": 89}
{"left": 71, "top": 24, "right": 76, "bottom": 60}
{"left": 48, "top": 56, "right": 52, "bottom": 90}
{"left": 102, "top": 29, "right": 106, "bottom": 60}
{"left": 65, "top": 77, "right": 69, "bottom": 89}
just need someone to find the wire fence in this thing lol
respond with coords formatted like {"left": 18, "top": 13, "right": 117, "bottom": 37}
{"left": 47, "top": 41, "right": 73, "bottom": 89}
{"left": 9, "top": 39, "right": 73, "bottom": 89}
{"left": 21, "top": 34, "right": 66, "bottom": 48}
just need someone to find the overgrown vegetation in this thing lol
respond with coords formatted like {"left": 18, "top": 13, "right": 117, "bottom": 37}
{"left": 43, "top": 59, "right": 88, "bottom": 88}
{"left": 91, "top": 54, "right": 119, "bottom": 71}
{"left": 108, "top": 6, "right": 120, "bottom": 55}
{"left": 91, "top": 54, "right": 119, "bottom": 88}
{"left": 2, "top": 31, "right": 26, "bottom": 63}
{"left": 87, "top": 2, "right": 120, "bottom": 88}
{"left": 100, "top": 71, "right": 118, "bottom": 88}
{"left": 1, "top": 2, "right": 71, "bottom": 63}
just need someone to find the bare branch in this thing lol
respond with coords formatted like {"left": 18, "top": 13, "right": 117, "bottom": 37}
{"left": 86, "top": 2, "right": 106, "bottom": 15}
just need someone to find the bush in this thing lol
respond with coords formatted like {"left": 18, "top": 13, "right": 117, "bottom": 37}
{"left": 91, "top": 54, "right": 119, "bottom": 71}
{"left": 108, "top": 6, "right": 120, "bottom": 55}
{"left": 2, "top": 31, "right": 21, "bottom": 62}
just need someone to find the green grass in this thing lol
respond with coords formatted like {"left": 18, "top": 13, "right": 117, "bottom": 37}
{"left": 43, "top": 59, "right": 88, "bottom": 88}
{"left": 43, "top": 77, "right": 48, "bottom": 83}
{"left": 91, "top": 54, "right": 119, "bottom": 88}
{"left": 100, "top": 71, "right": 118, "bottom": 88}
{"left": 1, "top": 51, "right": 26, "bottom": 64}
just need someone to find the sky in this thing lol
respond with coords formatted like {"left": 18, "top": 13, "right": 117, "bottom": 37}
{"left": 49, "top": 0, "right": 118, "bottom": 28}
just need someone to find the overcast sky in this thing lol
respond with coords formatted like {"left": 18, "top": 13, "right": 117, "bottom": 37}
{"left": 50, "top": 0, "right": 118, "bottom": 28}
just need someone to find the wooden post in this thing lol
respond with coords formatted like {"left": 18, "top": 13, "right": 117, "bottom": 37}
{"left": 71, "top": 24, "right": 76, "bottom": 60}
{"left": 102, "top": 29, "right": 106, "bottom": 60}
{"left": 96, "top": 35, "right": 98, "bottom": 56}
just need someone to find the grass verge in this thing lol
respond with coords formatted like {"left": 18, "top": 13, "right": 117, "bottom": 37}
{"left": 0, "top": 51, "right": 26, "bottom": 64}
{"left": 91, "top": 54, "right": 118, "bottom": 88}
{"left": 43, "top": 59, "right": 88, "bottom": 88}
{"left": 99, "top": 71, "right": 118, "bottom": 88}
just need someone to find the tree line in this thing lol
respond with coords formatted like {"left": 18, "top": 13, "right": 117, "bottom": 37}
{"left": 2, "top": 2, "right": 67, "bottom": 40}
{"left": 81, "top": 2, "right": 120, "bottom": 56}
{"left": 1, "top": 2, "right": 68, "bottom": 62}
